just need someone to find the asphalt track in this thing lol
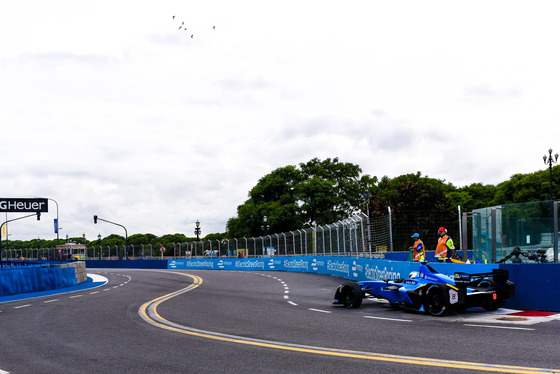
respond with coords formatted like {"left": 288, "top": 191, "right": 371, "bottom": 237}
{"left": 1, "top": 269, "right": 559, "bottom": 374}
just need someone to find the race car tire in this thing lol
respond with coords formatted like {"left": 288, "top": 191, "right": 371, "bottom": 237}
{"left": 389, "top": 302, "right": 400, "bottom": 310}
{"left": 424, "top": 284, "right": 448, "bottom": 316}
{"left": 482, "top": 299, "right": 505, "bottom": 311}
{"left": 476, "top": 279, "right": 504, "bottom": 311}
{"left": 340, "top": 283, "right": 363, "bottom": 309}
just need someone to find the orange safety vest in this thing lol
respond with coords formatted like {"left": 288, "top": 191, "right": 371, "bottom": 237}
{"left": 435, "top": 235, "right": 452, "bottom": 258}
{"left": 412, "top": 239, "right": 425, "bottom": 261}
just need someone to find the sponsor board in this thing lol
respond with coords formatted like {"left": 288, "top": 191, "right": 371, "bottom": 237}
{"left": 0, "top": 198, "right": 48, "bottom": 213}
{"left": 166, "top": 256, "right": 415, "bottom": 281}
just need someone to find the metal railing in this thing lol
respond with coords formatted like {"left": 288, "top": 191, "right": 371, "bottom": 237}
{"left": 4, "top": 212, "right": 395, "bottom": 260}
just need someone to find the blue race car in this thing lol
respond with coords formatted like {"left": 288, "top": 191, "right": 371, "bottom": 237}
{"left": 333, "top": 263, "right": 515, "bottom": 316}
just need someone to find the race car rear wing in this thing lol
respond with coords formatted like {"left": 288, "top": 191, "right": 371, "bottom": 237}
{"left": 454, "top": 269, "right": 510, "bottom": 288}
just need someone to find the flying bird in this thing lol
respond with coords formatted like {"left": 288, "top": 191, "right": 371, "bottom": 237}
{"left": 173, "top": 15, "right": 175, "bottom": 19}
{"left": 213, "top": 26, "right": 216, "bottom": 30}
{"left": 191, "top": 34, "right": 194, "bottom": 39}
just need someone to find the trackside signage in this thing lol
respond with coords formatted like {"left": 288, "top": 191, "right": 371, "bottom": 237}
{"left": 0, "top": 198, "right": 48, "bottom": 213}
{"left": 166, "top": 256, "right": 499, "bottom": 283}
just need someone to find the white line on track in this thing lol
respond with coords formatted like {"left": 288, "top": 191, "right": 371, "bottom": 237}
{"left": 288, "top": 301, "right": 298, "bottom": 306}
{"left": 309, "top": 308, "right": 331, "bottom": 314}
{"left": 0, "top": 368, "right": 10, "bottom": 373}
{"left": 464, "top": 324, "right": 535, "bottom": 331}
{"left": 364, "top": 315, "right": 413, "bottom": 322}
{"left": 43, "top": 299, "right": 59, "bottom": 303}
{"left": 69, "top": 295, "right": 83, "bottom": 299}
{"left": 13, "top": 304, "right": 31, "bottom": 309}
{"left": 89, "top": 291, "right": 99, "bottom": 295}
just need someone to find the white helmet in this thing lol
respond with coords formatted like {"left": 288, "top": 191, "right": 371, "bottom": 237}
{"left": 408, "top": 271, "right": 419, "bottom": 279}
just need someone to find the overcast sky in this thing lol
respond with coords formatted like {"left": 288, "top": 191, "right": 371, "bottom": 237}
{"left": 2, "top": 1, "right": 559, "bottom": 241}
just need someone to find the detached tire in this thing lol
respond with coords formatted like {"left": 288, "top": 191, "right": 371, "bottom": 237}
{"left": 340, "top": 283, "right": 363, "bottom": 309}
{"left": 424, "top": 284, "right": 448, "bottom": 316}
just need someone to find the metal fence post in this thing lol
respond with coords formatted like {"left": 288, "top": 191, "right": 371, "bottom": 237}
{"left": 461, "top": 211, "right": 469, "bottom": 262}
{"left": 491, "top": 208, "right": 497, "bottom": 263}
{"left": 554, "top": 200, "right": 558, "bottom": 263}
{"left": 388, "top": 206, "right": 394, "bottom": 252}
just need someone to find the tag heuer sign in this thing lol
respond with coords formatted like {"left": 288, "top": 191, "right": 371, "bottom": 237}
{"left": 0, "top": 198, "right": 49, "bottom": 213}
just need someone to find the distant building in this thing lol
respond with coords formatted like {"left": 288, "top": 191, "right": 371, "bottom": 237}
{"left": 56, "top": 242, "right": 86, "bottom": 260}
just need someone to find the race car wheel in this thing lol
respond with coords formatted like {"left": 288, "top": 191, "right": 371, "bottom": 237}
{"left": 482, "top": 299, "right": 505, "bottom": 311}
{"left": 424, "top": 284, "right": 448, "bottom": 316}
{"left": 476, "top": 279, "right": 504, "bottom": 311}
{"left": 389, "top": 302, "right": 400, "bottom": 310}
{"left": 340, "top": 283, "right": 363, "bottom": 309}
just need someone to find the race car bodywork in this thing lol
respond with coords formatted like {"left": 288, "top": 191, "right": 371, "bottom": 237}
{"left": 333, "top": 263, "right": 515, "bottom": 316}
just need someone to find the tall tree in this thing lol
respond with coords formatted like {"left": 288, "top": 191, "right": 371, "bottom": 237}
{"left": 226, "top": 158, "right": 376, "bottom": 237}
{"left": 369, "top": 172, "right": 457, "bottom": 251}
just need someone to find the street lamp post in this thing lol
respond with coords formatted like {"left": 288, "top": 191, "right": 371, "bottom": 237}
{"left": 82, "top": 233, "right": 86, "bottom": 260}
{"left": 194, "top": 220, "right": 201, "bottom": 241}
{"left": 98, "top": 233, "right": 102, "bottom": 260}
{"left": 543, "top": 148, "right": 559, "bottom": 201}
{"left": 261, "top": 216, "right": 270, "bottom": 253}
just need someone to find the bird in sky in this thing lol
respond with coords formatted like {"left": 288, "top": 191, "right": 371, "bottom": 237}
{"left": 191, "top": 34, "right": 194, "bottom": 39}
{"left": 213, "top": 26, "right": 215, "bottom": 30}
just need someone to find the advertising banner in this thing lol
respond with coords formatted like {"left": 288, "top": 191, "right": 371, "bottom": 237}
{"left": 0, "top": 198, "right": 48, "bottom": 213}
{"left": 167, "top": 256, "right": 498, "bottom": 282}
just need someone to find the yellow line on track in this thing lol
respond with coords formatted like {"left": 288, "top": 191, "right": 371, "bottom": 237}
{"left": 138, "top": 271, "right": 560, "bottom": 374}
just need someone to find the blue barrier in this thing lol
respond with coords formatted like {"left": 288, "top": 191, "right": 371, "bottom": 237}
{"left": 166, "top": 256, "right": 496, "bottom": 281}
{"left": 0, "top": 263, "right": 77, "bottom": 298}
{"left": 498, "top": 263, "right": 560, "bottom": 311}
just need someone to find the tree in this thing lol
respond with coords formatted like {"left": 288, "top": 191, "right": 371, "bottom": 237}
{"left": 299, "top": 158, "right": 376, "bottom": 224}
{"left": 226, "top": 158, "right": 376, "bottom": 237}
{"left": 129, "top": 233, "right": 158, "bottom": 247}
{"left": 369, "top": 172, "right": 457, "bottom": 251}
{"left": 448, "top": 183, "right": 497, "bottom": 212}
{"left": 491, "top": 166, "right": 560, "bottom": 205}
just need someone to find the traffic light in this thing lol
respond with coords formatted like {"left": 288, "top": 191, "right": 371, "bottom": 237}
{"left": 36, "top": 212, "right": 41, "bottom": 220}
{"left": 94, "top": 215, "right": 98, "bottom": 224}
